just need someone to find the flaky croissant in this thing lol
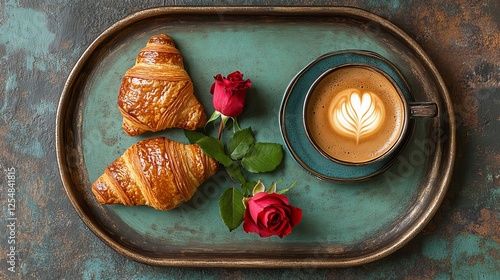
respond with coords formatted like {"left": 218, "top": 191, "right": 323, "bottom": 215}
{"left": 91, "top": 137, "right": 218, "bottom": 210}
{"left": 118, "top": 34, "right": 207, "bottom": 136}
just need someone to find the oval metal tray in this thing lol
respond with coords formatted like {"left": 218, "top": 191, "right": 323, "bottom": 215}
{"left": 56, "top": 6, "right": 455, "bottom": 267}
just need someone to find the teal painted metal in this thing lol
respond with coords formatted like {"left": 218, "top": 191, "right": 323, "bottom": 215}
{"left": 0, "top": 2, "right": 56, "bottom": 71}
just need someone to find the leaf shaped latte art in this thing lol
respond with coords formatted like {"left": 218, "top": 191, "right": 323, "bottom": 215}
{"left": 330, "top": 89, "right": 385, "bottom": 144}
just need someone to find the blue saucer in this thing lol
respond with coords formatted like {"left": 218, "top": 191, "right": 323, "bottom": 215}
{"left": 279, "top": 50, "right": 415, "bottom": 182}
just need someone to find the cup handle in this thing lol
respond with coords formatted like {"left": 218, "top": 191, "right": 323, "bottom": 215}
{"left": 409, "top": 102, "right": 438, "bottom": 118}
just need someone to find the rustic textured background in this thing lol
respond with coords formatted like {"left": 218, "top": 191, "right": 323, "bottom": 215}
{"left": 1, "top": 0, "right": 499, "bottom": 279}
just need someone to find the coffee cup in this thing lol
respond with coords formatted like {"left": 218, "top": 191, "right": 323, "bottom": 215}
{"left": 303, "top": 64, "right": 437, "bottom": 166}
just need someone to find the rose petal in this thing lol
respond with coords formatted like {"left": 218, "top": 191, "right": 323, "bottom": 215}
{"left": 263, "top": 221, "right": 290, "bottom": 238}
{"left": 247, "top": 196, "right": 267, "bottom": 223}
{"left": 261, "top": 207, "right": 282, "bottom": 227}
{"left": 210, "top": 82, "right": 216, "bottom": 95}
{"left": 262, "top": 207, "right": 288, "bottom": 232}
{"left": 227, "top": 71, "right": 243, "bottom": 81}
{"left": 249, "top": 193, "right": 290, "bottom": 223}
{"left": 253, "top": 192, "right": 290, "bottom": 207}
{"left": 289, "top": 206, "right": 303, "bottom": 227}
{"left": 242, "top": 209, "right": 260, "bottom": 234}
{"left": 223, "top": 79, "right": 234, "bottom": 87}
{"left": 258, "top": 206, "right": 290, "bottom": 236}
{"left": 213, "top": 74, "right": 223, "bottom": 83}
{"left": 244, "top": 210, "right": 275, "bottom": 238}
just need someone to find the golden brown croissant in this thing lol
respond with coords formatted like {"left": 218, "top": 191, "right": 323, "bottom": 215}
{"left": 118, "top": 34, "right": 207, "bottom": 136}
{"left": 91, "top": 137, "right": 218, "bottom": 210}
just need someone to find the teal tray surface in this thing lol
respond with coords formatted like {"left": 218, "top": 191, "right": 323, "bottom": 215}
{"left": 56, "top": 6, "right": 455, "bottom": 267}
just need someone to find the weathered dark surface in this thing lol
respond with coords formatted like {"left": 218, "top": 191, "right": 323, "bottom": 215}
{"left": 0, "top": 0, "right": 498, "bottom": 279}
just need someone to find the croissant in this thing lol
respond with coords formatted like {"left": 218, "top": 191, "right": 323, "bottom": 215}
{"left": 118, "top": 34, "right": 207, "bottom": 136}
{"left": 91, "top": 137, "right": 219, "bottom": 210}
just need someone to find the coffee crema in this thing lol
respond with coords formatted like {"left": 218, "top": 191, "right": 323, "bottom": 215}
{"left": 305, "top": 66, "right": 405, "bottom": 164}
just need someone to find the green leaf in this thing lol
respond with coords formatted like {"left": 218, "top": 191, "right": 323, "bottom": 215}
{"left": 241, "top": 143, "right": 283, "bottom": 173}
{"left": 219, "top": 188, "right": 245, "bottom": 231}
{"left": 196, "top": 137, "right": 233, "bottom": 167}
{"left": 226, "top": 162, "right": 246, "bottom": 184}
{"left": 184, "top": 130, "right": 207, "bottom": 144}
{"left": 241, "top": 180, "right": 257, "bottom": 197}
{"left": 227, "top": 127, "right": 255, "bottom": 160}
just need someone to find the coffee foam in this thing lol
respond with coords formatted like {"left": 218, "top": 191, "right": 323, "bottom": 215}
{"left": 329, "top": 88, "right": 386, "bottom": 144}
{"left": 306, "top": 66, "right": 405, "bottom": 163}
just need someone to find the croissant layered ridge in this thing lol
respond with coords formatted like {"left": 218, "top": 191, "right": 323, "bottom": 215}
{"left": 91, "top": 137, "right": 219, "bottom": 210}
{"left": 118, "top": 34, "right": 207, "bottom": 136}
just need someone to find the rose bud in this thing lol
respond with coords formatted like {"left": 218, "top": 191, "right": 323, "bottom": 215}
{"left": 210, "top": 71, "right": 252, "bottom": 117}
{"left": 242, "top": 192, "right": 302, "bottom": 238}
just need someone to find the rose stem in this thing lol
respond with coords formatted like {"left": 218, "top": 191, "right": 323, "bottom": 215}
{"left": 217, "top": 119, "right": 224, "bottom": 140}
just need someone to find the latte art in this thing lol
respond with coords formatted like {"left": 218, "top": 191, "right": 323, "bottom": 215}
{"left": 330, "top": 89, "right": 385, "bottom": 144}
{"left": 305, "top": 66, "right": 405, "bottom": 164}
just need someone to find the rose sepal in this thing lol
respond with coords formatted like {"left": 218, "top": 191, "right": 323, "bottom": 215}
{"left": 206, "top": 110, "right": 222, "bottom": 127}
{"left": 206, "top": 110, "right": 231, "bottom": 128}
{"left": 206, "top": 110, "right": 241, "bottom": 134}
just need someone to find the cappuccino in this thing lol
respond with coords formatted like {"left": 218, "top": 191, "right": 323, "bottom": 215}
{"left": 305, "top": 66, "right": 405, "bottom": 164}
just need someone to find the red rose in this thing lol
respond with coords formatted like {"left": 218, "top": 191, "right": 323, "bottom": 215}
{"left": 243, "top": 192, "right": 302, "bottom": 238}
{"left": 210, "top": 71, "right": 252, "bottom": 117}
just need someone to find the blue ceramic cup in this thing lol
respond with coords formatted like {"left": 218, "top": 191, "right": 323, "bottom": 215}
{"left": 303, "top": 63, "right": 437, "bottom": 167}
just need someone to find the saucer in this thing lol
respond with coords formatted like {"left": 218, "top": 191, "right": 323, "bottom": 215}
{"left": 280, "top": 50, "right": 415, "bottom": 182}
